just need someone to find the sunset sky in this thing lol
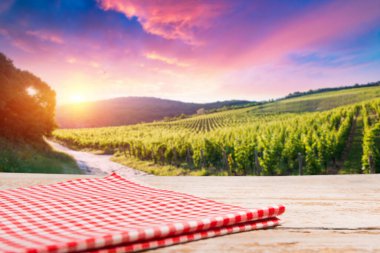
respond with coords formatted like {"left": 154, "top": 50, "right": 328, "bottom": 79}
{"left": 1, "top": 0, "right": 380, "bottom": 104}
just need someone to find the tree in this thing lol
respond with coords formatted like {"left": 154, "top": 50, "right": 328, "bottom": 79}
{"left": 0, "top": 52, "right": 56, "bottom": 141}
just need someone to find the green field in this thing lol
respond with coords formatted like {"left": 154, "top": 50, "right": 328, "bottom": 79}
{"left": 255, "top": 85, "right": 380, "bottom": 113}
{"left": 54, "top": 86, "right": 380, "bottom": 176}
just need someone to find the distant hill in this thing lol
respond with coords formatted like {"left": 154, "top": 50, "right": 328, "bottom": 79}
{"left": 254, "top": 84, "right": 380, "bottom": 114}
{"left": 284, "top": 81, "right": 380, "bottom": 100}
{"left": 54, "top": 85, "right": 380, "bottom": 176}
{"left": 56, "top": 97, "right": 252, "bottom": 128}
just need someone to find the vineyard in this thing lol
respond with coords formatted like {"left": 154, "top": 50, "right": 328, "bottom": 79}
{"left": 54, "top": 94, "right": 380, "bottom": 175}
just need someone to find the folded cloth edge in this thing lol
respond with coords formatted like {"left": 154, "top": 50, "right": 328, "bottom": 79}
{"left": 89, "top": 217, "right": 282, "bottom": 253}
{"left": 63, "top": 173, "right": 286, "bottom": 252}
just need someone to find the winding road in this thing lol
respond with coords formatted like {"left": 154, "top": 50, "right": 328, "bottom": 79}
{"left": 46, "top": 140, "right": 150, "bottom": 177}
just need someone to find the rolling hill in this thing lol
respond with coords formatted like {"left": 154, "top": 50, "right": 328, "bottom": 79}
{"left": 54, "top": 84, "right": 380, "bottom": 176}
{"left": 254, "top": 83, "right": 380, "bottom": 113}
{"left": 56, "top": 97, "right": 252, "bottom": 128}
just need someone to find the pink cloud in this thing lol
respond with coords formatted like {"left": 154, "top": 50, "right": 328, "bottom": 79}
{"left": 98, "top": 0, "right": 229, "bottom": 44}
{"left": 238, "top": 0, "right": 380, "bottom": 66}
{"left": 144, "top": 51, "right": 190, "bottom": 67}
{"left": 26, "top": 30, "right": 64, "bottom": 44}
{"left": 11, "top": 39, "right": 35, "bottom": 53}
{"left": 66, "top": 57, "right": 77, "bottom": 64}
{"left": 3, "top": 0, "right": 380, "bottom": 104}
{"left": 96, "top": 0, "right": 380, "bottom": 77}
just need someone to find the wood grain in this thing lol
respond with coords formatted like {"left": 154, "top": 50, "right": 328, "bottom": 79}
{"left": 1, "top": 173, "right": 379, "bottom": 252}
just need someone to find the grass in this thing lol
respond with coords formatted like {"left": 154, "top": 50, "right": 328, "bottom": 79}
{"left": 253, "top": 85, "right": 380, "bottom": 113}
{"left": 341, "top": 115, "right": 364, "bottom": 174}
{"left": 112, "top": 152, "right": 225, "bottom": 176}
{"left": 0, "top": 138, "right": 82, "bottom": 174}
{"left": 370, "top": 123, "right": 380, "bottom": 173}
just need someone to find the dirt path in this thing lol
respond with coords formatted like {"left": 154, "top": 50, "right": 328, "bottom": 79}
{"left": 46, "top": 140, "right": 150, "bottom": 177}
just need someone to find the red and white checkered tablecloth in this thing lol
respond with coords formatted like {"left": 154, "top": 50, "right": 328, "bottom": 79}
{"left": 0, "top": 173, "right": 285, "bottom": 253}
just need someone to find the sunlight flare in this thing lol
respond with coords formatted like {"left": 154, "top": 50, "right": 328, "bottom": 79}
{"left": 69, "top": 94, "right": 86, "bottom": 104}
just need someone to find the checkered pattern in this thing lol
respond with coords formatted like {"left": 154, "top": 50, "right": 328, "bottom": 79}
{"left": 0, "top": 173, "right": 285, "bottom": 253}
{"left": 90, "top": 217, "right": 280, "bottom": 253}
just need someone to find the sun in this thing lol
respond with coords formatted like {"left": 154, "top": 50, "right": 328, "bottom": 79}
{"left": 69, "top": 94, "right": 86, "bottom": 104}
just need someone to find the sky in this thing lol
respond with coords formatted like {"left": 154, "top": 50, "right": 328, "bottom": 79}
{"left": 0, "top": 0, "right": 380, "bottom": 105}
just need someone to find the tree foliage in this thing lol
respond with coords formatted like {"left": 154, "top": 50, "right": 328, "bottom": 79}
{"left": 0, "top": 52, "right": 56, "bottom": 140}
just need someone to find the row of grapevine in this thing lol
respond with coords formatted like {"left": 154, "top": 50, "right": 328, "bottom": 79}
{"left": 361, "top": 100, "right": 380, "bottom": 173}
{"left": 53, "top": 99, "right": 379, "bottom": 175}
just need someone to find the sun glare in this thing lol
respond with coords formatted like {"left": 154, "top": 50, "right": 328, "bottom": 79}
{"left": 69, "top": 94, "right": 86, "bottom": 104}
{"left": 26, "top": 87, "right": 38, "bottom": 96}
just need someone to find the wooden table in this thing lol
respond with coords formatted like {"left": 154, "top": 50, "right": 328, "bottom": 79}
{"left": 1, "top": 173, "right": 380, "bottom": 252}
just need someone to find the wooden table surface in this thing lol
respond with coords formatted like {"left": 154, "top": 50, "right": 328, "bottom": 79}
{"left": 1, "top": 173, "right": 380, "bottom": 252}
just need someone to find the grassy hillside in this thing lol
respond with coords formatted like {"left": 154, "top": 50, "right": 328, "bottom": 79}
{"left": 255, "top": 85, "right": 380, "bottom": 113}
{"left": 0, "top": 138, "right": 82, "bottom": 174}
{"left": 57, "top": 97, "right": 252, "bottom": 128}
{"left": 54, "top": 85, "right": 380, "bottom": 176}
